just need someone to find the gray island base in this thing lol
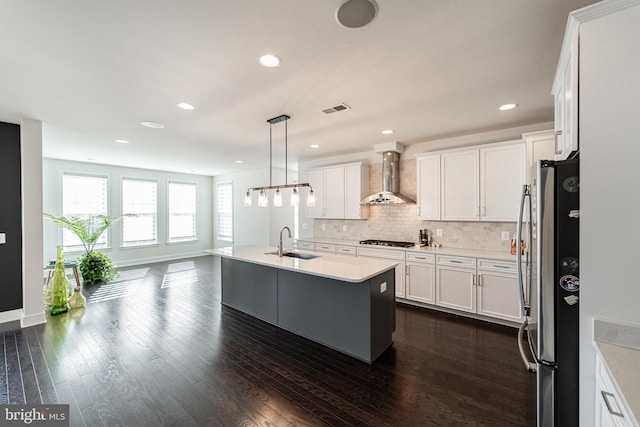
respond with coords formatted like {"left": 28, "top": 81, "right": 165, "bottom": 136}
{"left": 220, "top": 257, "right": 396, "bottom": 364}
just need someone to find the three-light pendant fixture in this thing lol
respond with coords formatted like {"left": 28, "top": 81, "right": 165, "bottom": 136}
{"left": 244, "top": 114, "right": 315, "bottom": 208}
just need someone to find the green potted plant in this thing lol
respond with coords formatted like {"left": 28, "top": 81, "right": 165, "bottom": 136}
{"left": 44, "top": 213, "right": 125, "bottom": 285}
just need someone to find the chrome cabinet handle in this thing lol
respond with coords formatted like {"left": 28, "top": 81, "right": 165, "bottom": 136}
{"left": 450, "top": 260, "right": 463, "bottom": 264}
{"left": 472, "top": 274, "right": 476, "bottom": 286}
{"left": 601, "top": 391, "right": 625, "bottom": 418}
{"left": 477, "top": 274, "right": 482, "bottom": 286}
{"left": 493, "top": 264, "right": 510, "bottom": 269}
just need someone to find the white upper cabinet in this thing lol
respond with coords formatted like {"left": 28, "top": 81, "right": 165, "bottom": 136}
{"left": 441, "top": 149, "right": 480, "bottom": 221}
{"left": 523, "top": 130, "right": 556, "bottom": 183}
{"left": 305, "top": 162, "right": 369, "bottom": 220}
{"left": 418, "top": 140, "right": 524, "bottom": 222}
{"left": 323, "top": 166, "right": 345, "bottom": 219}
{"left": 479, "top": 142, "right": 526, "bottom": 221}
{"left": 415, "top": 153, "right": 440, "bottom": 220}
{"left": 345, "top": 163, "right": 369, "bottom": 219}
{"left": 552, "top": 18, "right": 579, "bottom": 160}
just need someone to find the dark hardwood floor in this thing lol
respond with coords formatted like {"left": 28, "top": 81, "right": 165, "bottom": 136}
{"left": 1, "top": 256, "right": 535, "bottom": 426}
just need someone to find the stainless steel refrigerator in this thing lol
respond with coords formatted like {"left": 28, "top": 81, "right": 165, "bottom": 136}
{"left": 517, "top": 159, "right": 580, "bottom": 427}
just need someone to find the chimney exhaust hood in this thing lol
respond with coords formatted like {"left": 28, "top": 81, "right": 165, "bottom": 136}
{"left": 361, "top": 143, "right": 416, "bottom": 205}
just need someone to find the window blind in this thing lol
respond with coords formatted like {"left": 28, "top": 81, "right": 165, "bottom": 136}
{"left": 168, "top": 181, "right": 197, "bottom": 241}
{"left": 62, "top": 173, "right": 108, "bottom": 249}
{"left": 122, "top": 178, "right": 157, "bottom": 245}
{"left": 217, "top": 182, "right": 233, "bottom": 241}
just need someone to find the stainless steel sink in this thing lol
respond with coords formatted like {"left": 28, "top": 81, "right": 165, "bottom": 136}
{"left": 265, "top": 251, "right": 319, "bottom": 260}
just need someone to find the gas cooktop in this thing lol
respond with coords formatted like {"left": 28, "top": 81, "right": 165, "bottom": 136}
{"left": 359, "top": 239, "right": 416, "bottom": 248}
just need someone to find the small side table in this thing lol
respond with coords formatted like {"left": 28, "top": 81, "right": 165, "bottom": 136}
{"left": 44, "top": 260, "right": 81, "bottom": 289}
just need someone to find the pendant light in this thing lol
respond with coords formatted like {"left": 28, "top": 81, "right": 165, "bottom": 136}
{"left": 245, "top": 115, "right": 314, "bottom": 208}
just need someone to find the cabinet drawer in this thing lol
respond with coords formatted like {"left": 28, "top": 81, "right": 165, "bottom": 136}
{"left": 357, "top": 246, "right": 406, "bottom": 261}
{"left": 436, "top": 255, "right": 476, "bottom": 268}
{"left": 477, "top": 258, "right": 517, "bottom": 273}
{"left": 314, "top": 243, "right": 336, "bottom": 253}
{"left": 336, "top": 245, "right": 357, "bottom": 256}
{"left": 406, "top": 252, "right": 435, "bottom": 264}
{"left": 294, "top": 240, "right": 315, "bottom": 250}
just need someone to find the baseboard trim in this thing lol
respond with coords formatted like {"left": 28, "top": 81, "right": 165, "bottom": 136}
{"left": 0, "top": 308, "right": 22, "bottom": 325}
{"left": 21, "top": 311, "right": 47, "bottom": 328}
{"left": 114, "top": 251, "right": 211, "bottom": 268}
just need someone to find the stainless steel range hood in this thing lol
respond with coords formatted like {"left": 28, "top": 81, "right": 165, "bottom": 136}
{"left": 361, "top": 148, "right": 416, "bottom": 205}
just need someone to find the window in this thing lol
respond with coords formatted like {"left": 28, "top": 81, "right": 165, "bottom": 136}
{"left": 62, "top": 173, "right": 108, "bottom": 250}
{"left": 168, "top": 181, "right": 197, "bottom": 242}
{"left": 122, "top": 178, "right": 157, "bottom": 246}
{"left": 217, "top": 182, "right": 233, "bottom": 241}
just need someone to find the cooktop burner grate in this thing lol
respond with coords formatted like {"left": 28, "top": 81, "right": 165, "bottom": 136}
{"left": 359, "top": 239, "right": 416, "bottom": 248}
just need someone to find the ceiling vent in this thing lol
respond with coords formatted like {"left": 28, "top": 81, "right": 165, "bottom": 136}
{"left": 321, "top": 103, "right": 351, "bottom": 115}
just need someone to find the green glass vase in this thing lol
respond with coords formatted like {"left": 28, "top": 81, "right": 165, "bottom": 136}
{"left": 50, "top": 246, "right": 70, "bottom": 315}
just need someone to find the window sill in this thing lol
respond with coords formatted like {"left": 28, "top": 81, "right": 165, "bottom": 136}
{"left": 166, "top": 239, "right": 199, "bottom": 245}
{"left": 120, "top": 243, "right": 160, "bottom": 250}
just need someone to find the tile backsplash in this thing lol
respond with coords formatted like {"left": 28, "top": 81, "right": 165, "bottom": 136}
{"left": 310, "top": 159, "right": 516, "bottom": 252}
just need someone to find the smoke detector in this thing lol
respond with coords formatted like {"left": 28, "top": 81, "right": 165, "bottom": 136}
{"left": 336, "top": 0, "right": 378, "bottom": 29}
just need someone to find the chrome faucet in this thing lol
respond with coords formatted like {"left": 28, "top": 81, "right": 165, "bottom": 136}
{"left": 278, "top": 226, "right": 292, "bottom": 257}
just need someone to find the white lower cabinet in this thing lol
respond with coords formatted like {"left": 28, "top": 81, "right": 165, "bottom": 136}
{"left": 335, "top": 245, "right": 356, "bottom": 257}
{"left": 405, "top": 252, "right": 435, "bottom": 304}
{"left": 595, "top": 353, "right": 636, "bottom": 427}
{"left": 433, "top": 255, "right": 521, "bottom": 322}
{"left": 476, "top": 259, "right": 523, "bottom": 323}
{"left": 314, "top": 243, "right": 336, "bottom": 254}
{"left": 435, "top": 260, "right": 476, "bottom": 313}
{"left": 293, "top": 240, "right": 315, "bottom": 251}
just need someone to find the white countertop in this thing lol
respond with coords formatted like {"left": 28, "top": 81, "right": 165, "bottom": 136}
{"left": 296, "top": 237, "right": 519, "bottom": 262}
{"left": 206, "top": 245, "right": 398, "bottom": 283}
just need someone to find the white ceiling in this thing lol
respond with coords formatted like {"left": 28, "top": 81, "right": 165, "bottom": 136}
{"left": 0, "top": 0, "right": 598, "bottom": 176}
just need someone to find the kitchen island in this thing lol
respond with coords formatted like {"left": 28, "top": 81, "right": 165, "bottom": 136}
{"left": 206, "top": 245, "right": 398, "bottom": 363}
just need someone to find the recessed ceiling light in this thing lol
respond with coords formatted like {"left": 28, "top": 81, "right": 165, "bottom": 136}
{"left": 499, "top": 103, "right": 518, "bottom": 111}
{"left": 176, "top": 102, "right": 195, "bottom": 110}
{"left": 141, "top": 121, "right": 164, "bottom": 129}
{"left": 235, "top": 160, "right": 243, "bottom": 164}
{"left": 259, "top": 54, "right": 281, "bottom": 67}
{"left": 382, "top": 129, "right": 394, "bottom": 135}
{"left": 114, "top": 139, "right": 130, "bottom": 144}
{"left": 310, "top": 144, "right": 320, "bottom": 149}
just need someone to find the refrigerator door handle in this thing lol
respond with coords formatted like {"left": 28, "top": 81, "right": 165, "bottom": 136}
{"left": 518, "top": 318, "right": 537, "bottom": 372}
{"left": 516, "top": 184, "right": 531, "bottom": 317}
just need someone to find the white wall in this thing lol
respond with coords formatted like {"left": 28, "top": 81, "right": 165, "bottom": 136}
{"left": 21, "top": 119, "right": 46, "bottom": 327}
{"left": 43, "top": 159, "right": 213, "bottom": 267}
{"left": 579, "top": 4, "right": 640, "bottom": 426}
{"left": 212, "top": 167, "right": 297, "bottom": 250}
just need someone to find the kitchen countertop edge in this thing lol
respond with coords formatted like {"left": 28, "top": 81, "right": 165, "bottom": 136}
{"left": 205, "top": 245, "right": 399, "bottom": 283}
{"left": 295, "top": 237, "right": 518, "bottom": 262}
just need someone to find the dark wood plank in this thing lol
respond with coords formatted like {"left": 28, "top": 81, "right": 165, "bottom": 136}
{"left": 0, "top": 255, "right": 535, "bottom": 426}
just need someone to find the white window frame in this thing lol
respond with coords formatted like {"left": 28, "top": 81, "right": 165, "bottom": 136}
{"left": 122, "top": 177, "right": 158, "bottom": 247}
{"left": 61, "top": 172, "right": 109, "bottom": 252}
{"left": 217, "top": 181, "right": 233, "bottom": 242}
{"left": 168, "top": 180, "right": 197, "bottom": 243}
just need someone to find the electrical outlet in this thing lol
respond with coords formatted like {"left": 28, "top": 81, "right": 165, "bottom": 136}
{"left": 321, "top": 223, "right": 326, "bottom": 231}
{"left": 301, "top": 223, "right": 308, "bottom": 230}
{"left": 342, "top": 225, "right": 348, "bottom": 232}
{"left": 0, "top": 233, "right": 5, "bottom": 244}
{"left": 436, "top": 228, "right": 443, "bottom": 237}
{"left": 501, "top": 231, "right": 510, "bottom": 241}
{"left": 380, "top": 282, "right": 387, "bottom": 293}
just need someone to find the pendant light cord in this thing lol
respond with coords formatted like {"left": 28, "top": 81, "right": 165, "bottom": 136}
{"left": 269, "top": 123, "right": 273, "bottom": 187}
